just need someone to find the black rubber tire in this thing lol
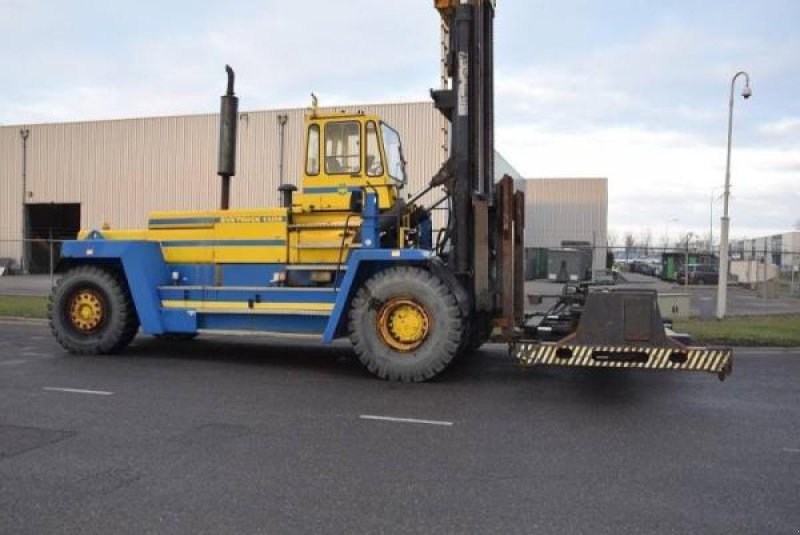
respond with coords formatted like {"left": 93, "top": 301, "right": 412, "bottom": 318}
{"left": 462, "top": 314, "right": 492, "bottom": 354}
{"left": 348, "top": 266, "right": 462, "bottom": 382}
{"left": 49, "top": 265, "right": 140, "bottom": 355}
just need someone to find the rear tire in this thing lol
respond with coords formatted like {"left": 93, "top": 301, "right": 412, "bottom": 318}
{"left": 49, "top": 265, "right": 140, "bottom": 355}
{"left": 348, "top": 266, "right": 462, "bottom": 382}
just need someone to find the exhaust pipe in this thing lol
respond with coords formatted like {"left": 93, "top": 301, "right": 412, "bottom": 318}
{"left": 217, "top": 65, "right": 238, "bottom": 210}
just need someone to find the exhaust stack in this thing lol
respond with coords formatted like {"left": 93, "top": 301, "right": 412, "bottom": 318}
{"left": 217, "top": 65, "right": 238, "bottom": 210}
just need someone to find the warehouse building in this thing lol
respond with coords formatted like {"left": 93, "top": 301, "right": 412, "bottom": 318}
{"left": 732, "top": 231, "right": 800, "bottom": 272}
{"left": 1, "top": 102, "right": 607, "bottom": 275}
{"left": 518, "top": 177, "right": 609, "bottom": 277}
{"left": 0, "top": 102, "right": 455, "bottom": 272}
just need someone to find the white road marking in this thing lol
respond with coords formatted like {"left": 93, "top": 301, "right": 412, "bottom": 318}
{"left": 43, "top": 387, "right": 114, "bottom": 396}
{"left": 359, "top": 414, "right": 453, "bottom": 427}
{"left": 782, "top": 448, "right": 800, "bottom": 453}
{"left": 0, "top": 359, "right": 27, "bottom": 366}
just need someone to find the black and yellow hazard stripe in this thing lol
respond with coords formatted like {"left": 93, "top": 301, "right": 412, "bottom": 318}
{"left": 513, "top": 343, "right": 733, "bottom": 379}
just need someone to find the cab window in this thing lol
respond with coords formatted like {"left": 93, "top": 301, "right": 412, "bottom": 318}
{"left": 380, "top": 122, "right": 406, "bottom": 183}
{"left": 365, "top": 121, "right": 384, "bottom": 177}
{"left": 325, "top": 121, "right": 361, "bottom": 175}
{"left": 306, "top": 124, "right": 320, "bottom": 175}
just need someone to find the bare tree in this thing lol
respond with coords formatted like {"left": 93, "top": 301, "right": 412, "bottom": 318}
{"left": 624, "top": 232, "right": 636, "bottom": 260}
{"left": 606, "top": 230, "right": 619, "bottom": 248}
{"left": 658, "top": 232, "right": 671, "bottom": 250}
{"left": 640, "top": 228, "right": 653, "bottom": 256}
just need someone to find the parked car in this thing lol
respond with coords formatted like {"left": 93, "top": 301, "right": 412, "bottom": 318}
{"left": 676, "top": 264, "right": 719, "bottom": 285}
{"left": 628, "top": 259, "right": 661, "bottom": 277}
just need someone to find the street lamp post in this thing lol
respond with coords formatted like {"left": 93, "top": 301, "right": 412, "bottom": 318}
{"left": 684, "top": 232, "right": 695, "bottom": 287}
{"left": 716, "top": 71, "right": 751, "bottom": 320}
{"left": 709, "top": 185, "right": 724, "bottom": 255}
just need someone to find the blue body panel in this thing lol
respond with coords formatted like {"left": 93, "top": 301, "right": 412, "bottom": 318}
{"left": 321, "top": 248, "right": 431, "bottom": 342}
{"left": 159, "top": 287, "right": 338, "bottom": 304}
{"left": 60, "top": 240, "right": 170, "bottom": 334}
{"left": 60, "top": 239, "right": 432, "bottom": 342}
{"left": 199, "top": 314, "right": 328, "bottom": 334}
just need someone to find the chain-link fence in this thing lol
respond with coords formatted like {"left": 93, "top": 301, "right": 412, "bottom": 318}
{"left": 0, "top": 237, "right": 68, "bottom": 284}
{"left": 523, "top": 244, "right": 800, "bottom": 318}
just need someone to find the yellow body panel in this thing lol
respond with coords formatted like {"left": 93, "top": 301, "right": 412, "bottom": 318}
{"left": 79, "top": 109, "right": 404, "bottom": 267}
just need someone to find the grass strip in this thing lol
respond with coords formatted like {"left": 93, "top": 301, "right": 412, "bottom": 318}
{"left": 674, "top": 314, "right": 800, "bottom": 347}
{"left": 0, "top": 295, "right": 49, "bottom": 319}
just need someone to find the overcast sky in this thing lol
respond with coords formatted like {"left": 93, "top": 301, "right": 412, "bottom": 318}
{"left": 1, "top": 0, "right": 798, "bottom": 242}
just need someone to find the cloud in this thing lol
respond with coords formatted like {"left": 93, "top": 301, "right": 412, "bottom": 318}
{"left": 497, "top": 121, "right": 799, "bottom": 239}
{"left": 0, "top": 0, "right": 440, "bottom": 124}
{"left": 759, "top": 118, "right": 800, "bottom": 136}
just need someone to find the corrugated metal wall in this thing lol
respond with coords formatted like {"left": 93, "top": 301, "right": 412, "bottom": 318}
{"left": 521, "top": 178, "right": 609, "bottom": 268}
{"left": 0, "top": 127, "right": 23, "bottom": 262}
{"left": 0, "top": 102, "right": 449, "bottom": 264}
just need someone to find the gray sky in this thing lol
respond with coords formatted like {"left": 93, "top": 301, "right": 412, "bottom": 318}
{"left": 1, "top": 0, "right": 798, "bottom": 242}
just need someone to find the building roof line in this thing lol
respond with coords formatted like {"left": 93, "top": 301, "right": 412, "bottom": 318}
{"left": 0, "top": 100, "right": 434, "bottom": 129}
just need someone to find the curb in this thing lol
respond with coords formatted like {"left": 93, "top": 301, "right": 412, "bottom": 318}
{"left": 0, "top": 317, "right": 49, "bottom": 326}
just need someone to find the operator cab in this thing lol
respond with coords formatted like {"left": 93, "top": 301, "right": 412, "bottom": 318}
{"left": 297, "top": 109, "right": 407, "bottom": 212}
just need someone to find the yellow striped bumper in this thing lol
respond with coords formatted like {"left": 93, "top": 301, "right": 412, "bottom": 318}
{"left": 513, "top": 343, "right": 733, "bottom": 380}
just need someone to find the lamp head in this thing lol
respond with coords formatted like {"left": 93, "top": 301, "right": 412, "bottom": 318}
{"left": 742, "top": 84, "right": 752, "bottom": 99}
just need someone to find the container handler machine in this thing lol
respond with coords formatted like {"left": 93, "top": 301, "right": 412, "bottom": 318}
{"left": 48, "top": 0, "right": 732, "bottom": 382}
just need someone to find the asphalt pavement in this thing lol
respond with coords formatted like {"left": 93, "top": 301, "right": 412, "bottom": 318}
{"left": 0, "top": 275, "right": 53, "bottom": 296}
{"left": 0, "top": 321, "right": 798, "bottom": 534}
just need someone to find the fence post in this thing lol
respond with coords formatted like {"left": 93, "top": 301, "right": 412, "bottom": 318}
{"left": 684, "top": 246, "right": 689, "bottom": 287}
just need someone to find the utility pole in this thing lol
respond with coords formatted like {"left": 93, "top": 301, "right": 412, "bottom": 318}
{"left": 684, "top": 232, "right": 694, "bottom": 287}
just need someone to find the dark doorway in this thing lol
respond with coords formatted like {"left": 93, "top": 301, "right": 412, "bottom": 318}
{"left": 25, "top": 203, "right": 81, "bottom": 274}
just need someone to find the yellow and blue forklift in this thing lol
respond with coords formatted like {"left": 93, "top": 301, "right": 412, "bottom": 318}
{"left": 48, "top": 0, "right": 732, "bottom": 382}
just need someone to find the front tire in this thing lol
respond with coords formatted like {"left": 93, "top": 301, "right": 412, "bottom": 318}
{"left": 348, "top": 266, "right": 462, "bottom": 382}
{"left": 462, "top": 314, "right": 492, "bottom": 354}
{"left": 49, "top": 265, "right": 140, "bottom": 355}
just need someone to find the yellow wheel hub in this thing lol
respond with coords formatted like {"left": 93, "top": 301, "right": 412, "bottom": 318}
{"left": 68, "top": 289, "right": 105, "bottom": 332}
{"left": 377, "top": 298, "right": 430, "bottom": 352}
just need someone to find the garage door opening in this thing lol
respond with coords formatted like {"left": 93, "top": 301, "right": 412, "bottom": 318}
{"left": 24, "top": 203, "right": 81, "bottom": 274}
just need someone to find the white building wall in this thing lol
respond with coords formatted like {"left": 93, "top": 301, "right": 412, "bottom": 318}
{"left": 739, "top": 232, "right": 800, "bottom": 271}
{"left": 521, "top": 178, "right": 608, "bottom": 269}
